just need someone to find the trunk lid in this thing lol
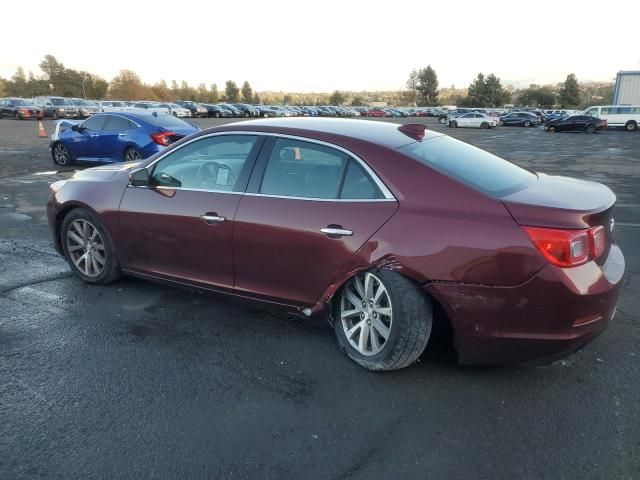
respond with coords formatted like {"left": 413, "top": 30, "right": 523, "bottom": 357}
{"left": 502, "top": 173, "right": 616, "bottom": 265}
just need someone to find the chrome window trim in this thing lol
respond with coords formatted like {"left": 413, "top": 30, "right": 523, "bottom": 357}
{"left": 141, "top": 130, "right": 397, "bottom": 201}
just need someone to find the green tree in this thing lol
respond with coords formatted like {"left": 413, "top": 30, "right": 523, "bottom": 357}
{"left": 209, "top": 83, "right": 219, "bottom": 103}
{"left": 351, "top": 96, "right": 366, "bottom": 106}
{"left": 462, "top": 73, "right": 509, "bottom": 107}
{"left": 241, "top": 81, "right": 253, "bottom": 103}
{"left": 517, "top": 85, "right": 556, "bottom": 108}
{"left": 252, "top": 93, "right": 261, "bottom": 104}
{"left": 329, "top": 90, "right": 345, "bottom": 105}
{"left": 283, "top": 94, "right": 292, "bottom": 105}
{"left": 38, "top": 55, "right": 65, "bottom": 90}
{"left": 405, "top": 69, "right": 419, "bottom": 105}
{"left": 0, "top": 78, "right": 5, "bottom": 97}
{"left": 559, "top": 73, "right": 581, "bottom": 108}
{"left": 225, "top": 80, "right": 240, "bottom": 102}
{"left": 416, "top": 65, "right": 439, "bottom": 105}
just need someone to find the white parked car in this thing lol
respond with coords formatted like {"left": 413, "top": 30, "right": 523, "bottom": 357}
{"left": 130, "top": 102, "right": 171, "bottom": 115}
{"left": 449, "top": 112, "right": 497, "bottom": 129}
{"left": 97, "top": 101, "right": 131, "bottom": 112}
{"left": 158, "top": 103, "right": 192, "bottom": 118}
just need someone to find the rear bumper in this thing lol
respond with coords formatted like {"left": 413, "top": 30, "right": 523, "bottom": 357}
{"left": 426, "top": 244, "right": 625, "bottom": 365}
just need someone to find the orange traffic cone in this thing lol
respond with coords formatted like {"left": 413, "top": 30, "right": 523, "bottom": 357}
{"left": 38, "top": 120, "right": 47, "bottom": 138}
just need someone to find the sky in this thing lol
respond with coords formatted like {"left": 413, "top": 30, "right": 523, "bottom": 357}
{"left": 2, "top": 0, "right": 639, "bottom": 92}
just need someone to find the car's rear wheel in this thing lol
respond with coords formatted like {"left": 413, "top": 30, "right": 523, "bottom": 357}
{"left": 586, "top": 124, "right": 596, "bottom": 134}
{"left": 172, "top": 112, "right": 177, "bottom": 117}
{"left": 244, "top": 112, "right": 250, "bottom": 117}
{"left": 625, "top": 121, "right": 637, "bottom": 132}
{"left": 61, "top": 209, "right": 122, "bottom": 285}
{"left": 53, "top": 110, "right": 59, "bottom": 119}
{"left": 481, "top": 122, "right": 489, "bottom": 129}
{"left": 439, "top": 117, "right": 447, "bottom": 124}
{"left": 498, "top": 119, "right": 504, "bottom": 126}
{"left": 334, "top": 270, "right": 432, "bottom": 371}
{"left": 52, "top": 142, "right": 73, "bottom": 166}
{"left": 124, "top": 147, "right": 142, "bottom": 162}
{"left": 450, "top": 120, "right": 458, "bottom": 128}
{"left": 262, "top": 112, "right": 270, "bottom": 118}
{"left": 548, "top": 126, "right": 556, "bottom": 133}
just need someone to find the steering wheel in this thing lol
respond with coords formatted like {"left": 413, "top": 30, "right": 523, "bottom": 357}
{"left": 196, "top": 162, "right": 237, "bottom": 190}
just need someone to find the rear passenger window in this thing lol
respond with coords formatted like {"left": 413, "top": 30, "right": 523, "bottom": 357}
{"left": 260, "top": 139, "right": 349, "bottom": 199}
{"left": 105, "top": 116, "right": 133, "bottom": 131}
{"left": 340, "top": 160, "right": 383, "bottom": 199}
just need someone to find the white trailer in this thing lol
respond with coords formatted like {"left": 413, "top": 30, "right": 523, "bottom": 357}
{"left": 613, "top": 71, "right": 640, "bottom": 105}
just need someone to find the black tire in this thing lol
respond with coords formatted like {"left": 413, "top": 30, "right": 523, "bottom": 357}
{"left": 15, "top": 112, "right": 22, "bottom": 120}
{"left": 625, "top": 121, "right": 637, "bottom": 132}
{"left": 244, "top": 112, "right": 250, "bottom": 117}
{"left": 215, "top": 112, "right": 221, "bottom": 118}
{"left": 524, "top": 120, "right": 531, "bottom": 127}
{"left": 439, "top": 116, "right": 447, "bottom": 124}
{"left": 262, "top": 112, "right": 270, "bottom": 118}
{"left": 172, "top": 112, "right": 177, "bottom": 117}
{"left": 548, "top": 126, "right": 556, "bottom": 133}
{"left": 60, "top": 208, "right": 122, "bottom": 285}
{"left": 449, "top": 120, "right": 458, "bottom": 128}
{"left": 53, "top": 110, "right": 59, "bottom": 120}
{"left": 481, "top": 122, "right": 489, "bottom": 129}
{"left": 51, "top": 142, "right": 73, "bottom": 166}
{"left": 498, "top": 119, "right": 504, "bottom": 126}
{"left": 333, "top": 270, "right": 432, "bottom": 371}
{"left": 123, "top": 147, "right": 142, "bottom": 162}
{"left": 586, "top": 124, "right": 596, "bottom": 134}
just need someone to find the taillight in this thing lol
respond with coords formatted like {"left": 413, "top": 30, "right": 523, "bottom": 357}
{"left": 590, "top": 225, "right": 605, "bottom": 259}
{"left": 150, "top": 131, "right": 175, "bottom": 146}
{"left": 524, "top": 226, "right": 590, "bottom": 267}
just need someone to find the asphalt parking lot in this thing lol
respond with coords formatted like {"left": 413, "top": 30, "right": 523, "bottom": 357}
{"left": 1, "top": 117, "right": 639, "bottom": 479}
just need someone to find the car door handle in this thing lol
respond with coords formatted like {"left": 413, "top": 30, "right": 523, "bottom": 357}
{"left": 118, "top": 133, "right": 127, "bottom": 137}
{"left": 201, "top": 214, "right": 226, "bottom": 224}
{"left": 321, "top": 227, "right": 353, "bottom": 237}
{"left": 90, "top": 134, "right": 99, "bottom": 138}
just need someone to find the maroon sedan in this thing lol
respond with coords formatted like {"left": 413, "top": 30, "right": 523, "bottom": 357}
{"left": 47, "top": 118, "right": 625, "bottom": 370}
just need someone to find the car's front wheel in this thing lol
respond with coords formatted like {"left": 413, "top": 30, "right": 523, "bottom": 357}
{"left": 586, "top": 124, "right": 596, "bottom": 134}
{"left": 52, "top": 142, "right": 73, "bottom": 166}
{"left": 524, "top": 120, "right": 531, "bottom": 127}
{"left": 61, "top": 209, "right": 122, "bottom": 284}
{"left": 334, "top": 270, "right": 432, "bottom": 371}
{"left": 625, "top": 121, "right": 637, "bottom": 132}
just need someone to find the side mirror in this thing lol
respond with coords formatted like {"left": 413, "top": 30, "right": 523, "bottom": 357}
{"left": 129, "top": 167, "right": 150, "bottom": 187}
{"left": 71, "top": 124, "right": 80, "bottom": 131}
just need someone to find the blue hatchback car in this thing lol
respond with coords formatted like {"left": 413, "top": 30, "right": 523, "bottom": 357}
{"left": 50, "top": 112, "right": 199, "bottom": 165}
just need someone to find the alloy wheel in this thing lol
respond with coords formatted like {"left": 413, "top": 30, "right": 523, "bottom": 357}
{"left": 340, "top": 272, "right": 393, "bottom": 356}
{"left": 66, "top": 219, "right": 106, "bottom": 278}
{"left": 53, "top": 143, "right": 69, "bottom": 165}
{"left": 125, "top": 148, "right": 142, "bottom": 161}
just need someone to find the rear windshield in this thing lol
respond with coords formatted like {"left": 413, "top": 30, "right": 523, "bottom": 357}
{"left": 145, "top": 114, "right": 193, "bottom": 129}
{"left": 400, "top": 136, "right": 536, "bottom": 198}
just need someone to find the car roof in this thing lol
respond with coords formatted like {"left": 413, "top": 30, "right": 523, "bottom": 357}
{"left": 209, "top": 118, "right": 442, "bottom": 149}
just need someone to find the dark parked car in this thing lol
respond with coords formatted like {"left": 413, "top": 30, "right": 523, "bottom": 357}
{"left": 202, "top": 104, "right": 234, "bottom": 118}
{"left": 49, "top": 112, "right": 198, "bottom": 166}
{"left": 232, "top": 103, "right": 260, "bottom": 117}
{"left": 218, "top": 103, "right": 244, "bottom": 118}
{"left": 0, "top": 97, "right": 43, "bottom": 119}
{"left": 46, "top": 118, "right": 624, "bottom": 371}
{"left": 544, "top": 115, "right": 607, "bottom": 134}
{"left": 498, "top": 112, "right": 541, "bottom": 127}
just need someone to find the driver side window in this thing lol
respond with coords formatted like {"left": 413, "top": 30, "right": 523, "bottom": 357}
{"left": 151, "top": 135, "right": 258, "bottom": 192}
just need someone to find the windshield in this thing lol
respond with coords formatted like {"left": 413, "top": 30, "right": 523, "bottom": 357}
{"left": 400, "top": 136, "right": 536, "bottom": 198}
{"left": 51, "top": 98, "right": 71, "bottom": 105}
